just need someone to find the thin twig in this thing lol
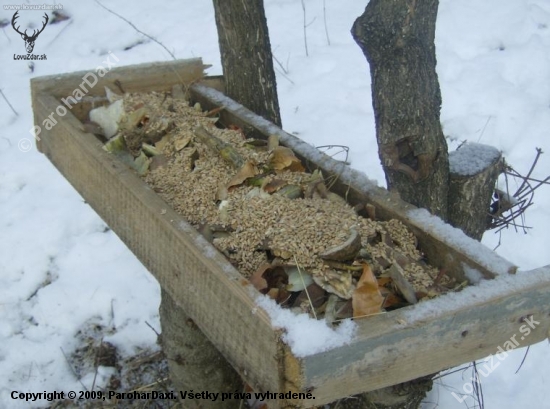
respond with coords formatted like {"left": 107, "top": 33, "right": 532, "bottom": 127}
{"left": 300, "top": 0, "right": 309, "bottom": 56}
{"left": 94, "top": 0, "right": 176, "bottom": 60}
{"left": 471, "top": 362, "right": 485, "bottom": 409}
{"left": 273, "top": 52, "right": 288, "bottom": 74}
{"left": 477, "top": 116, "right": 491, "bottom": 142}
{"left": 293, "top": 255, "right": 316, "bottom": 319}
{"left": 516, "top": 147, "right": 543, "bottom": 196}
{"left": 60, "top": 347, "right": 88, "bottom": 391}
{"left": 323, "top": 0, "right": 331, "bottom": 45}
{"left": 515, "top": 345, "right": 530, "bottom": 374}
{"left": 90, "top": 338, "right": 103, "bottom": 391}
{"left": 0, "top": 88, "right": 19, "bottom": 116}
{"left": 274, "top": 66, "right": 295, "bottom": 85}
{"left": 145, "top": 320, "right": 161, "bottom": 337}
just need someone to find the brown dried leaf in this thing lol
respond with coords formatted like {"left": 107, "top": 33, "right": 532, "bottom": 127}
{"left": 227, "top": 161, "right": 259, "bottom": 189}
{"left": 249, "top": 263, "right": 288, "bottom": 296}
{"left": 250, "top": 263, "right": 270, "bottom": 292}
{"left": 312, "top": 269, "right": 354, "bottom": 299}
{"left": 352, "top": 264, "right": 384, "bottom": 318}
{"left": 269, "top": 146, "right": 305, "bottom": 172}
{"left": 263, "top": 179, "right": 286, "bottom": 193}
{"left": 320, "top": 228, "right": 362, "bottom": 261}
{"left": 267, "top": 134, "right": 279, "bottom": 151}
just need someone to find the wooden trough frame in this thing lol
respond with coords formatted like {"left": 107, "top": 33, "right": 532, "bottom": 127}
{"left": 31, "top": 58, "right": 550, "bottom": 408}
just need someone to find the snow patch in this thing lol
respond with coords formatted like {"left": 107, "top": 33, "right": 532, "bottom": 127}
{"left": 449, "top": 142, "right": 501, "bottom": 176}
{"left": 407, "top": 208, "right": 516, "bottom": 276}
{"left": 255, "top": 296, "right": 356, "bottom": 358}
{"left": 462, "top": 263, "right": 484, "bottom": 284}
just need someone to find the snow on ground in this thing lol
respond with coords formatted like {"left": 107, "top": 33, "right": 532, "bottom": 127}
{"left": 0, "top": 0, "right": 548, "bottom": 408}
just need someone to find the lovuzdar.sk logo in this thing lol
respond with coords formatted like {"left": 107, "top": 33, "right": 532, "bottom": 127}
{"left": 11, "top": 11, "right": 48, "bottom": 60}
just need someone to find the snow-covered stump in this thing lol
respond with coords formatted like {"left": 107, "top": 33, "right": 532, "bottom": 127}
{"left": 448, "top": 143, "right": 504, "bottom": 240}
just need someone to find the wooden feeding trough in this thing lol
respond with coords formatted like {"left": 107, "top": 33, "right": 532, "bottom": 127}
{"left": 31, "top": 58, "right": 550, "bottom": 408}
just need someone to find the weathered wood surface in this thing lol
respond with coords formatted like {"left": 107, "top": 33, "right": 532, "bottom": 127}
{"left": 31, "top": 59, "right": 550, "bottom": 408}
{"left": 31, "top": 91, "right": 282, "bottom": 406}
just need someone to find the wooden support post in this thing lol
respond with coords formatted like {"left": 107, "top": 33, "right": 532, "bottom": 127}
{"left": 160, "top": 288, "right": 243, "bottom": 408}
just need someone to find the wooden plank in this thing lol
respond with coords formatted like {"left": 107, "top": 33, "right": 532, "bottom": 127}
{"left": 189, "top": 83, "right": 517, "bottom": 281}
{"left": 31, "top": 57, "right": 210, "bottom": 97}
{"left": 301, "top": 265, "right": 550, "bottom": 405}
{"left": 31, "top": 92, "right": 283, "bottom": 400}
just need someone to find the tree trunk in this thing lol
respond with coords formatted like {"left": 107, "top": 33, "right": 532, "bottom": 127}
{"left": 213, "top": 0, "right": 282, "bottom": 127}
{"left": 351, "top": 0, "right": 449, "bottom": 220}
{"left": 160, "top": 288, "right": 242, "bottom": 408}
{"left": 350, "top": 1, "right": 504, "bottom": 408}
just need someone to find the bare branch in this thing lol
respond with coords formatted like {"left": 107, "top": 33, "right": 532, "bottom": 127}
{"left": 0, "top": 88, "right": 18, "bottom": 116}
{"left": 300, "top": 0, "right": 309, "bottom": 56}
{"left": 94, "top": 0, "right": 176, "bottom": 60}
{"left": 323, "top": 0, "right": 331, "bottom": 45}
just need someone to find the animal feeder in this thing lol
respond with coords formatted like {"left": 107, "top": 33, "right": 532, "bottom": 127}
{"left": 31, "top": 58, "right": 550, "bottom": 408}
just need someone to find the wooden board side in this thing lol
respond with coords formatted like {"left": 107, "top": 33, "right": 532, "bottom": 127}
{"left": 301, "top": 267, "right": 550, "bottom": 405}
{"left": 32, "top": 92, "right": 282, "bottom": 395}
{"left": 30, "top": 58, "right": 209, "bottom": 98}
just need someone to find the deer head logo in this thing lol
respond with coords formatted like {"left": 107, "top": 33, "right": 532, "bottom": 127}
{"left": 11, "top": 11, "right": 49, "bottom": 54}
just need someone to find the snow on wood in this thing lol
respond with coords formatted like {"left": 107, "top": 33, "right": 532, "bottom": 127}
{"left": 449, "top": 142, "right": 501, "bottom": 176}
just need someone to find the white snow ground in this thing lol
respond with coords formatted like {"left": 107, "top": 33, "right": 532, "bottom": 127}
{"left": 1, "top": 0, "right": 549, "bottom": 408}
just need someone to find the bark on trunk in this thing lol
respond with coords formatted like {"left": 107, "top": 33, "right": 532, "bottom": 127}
{"left": 159, "top": 288, "right": 242, "bottom": 408}
{"left": 350, "top": 2, "right": 507, "bottom": 408}
{"left": 351, "top": 0, "right": 449, "bottom": 220}
{"left": 213, "top": 0, "right": 282, "bottom": 127}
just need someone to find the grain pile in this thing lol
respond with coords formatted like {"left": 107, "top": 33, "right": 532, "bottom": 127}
{"left": 98, "top": 89, "right": 455, "bottom": 318}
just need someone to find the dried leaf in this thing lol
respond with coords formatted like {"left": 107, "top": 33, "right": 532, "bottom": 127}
{"left": 250, "top": 263, "right": 270, "bottom": 292}
{"left": 263, "top": 179, "right": 286, "bottom": 193}
{"left": 320, "top": 228, "right": 362, "bottom": 261}
{"left": 274, "top": 184, "right": 303, "bottom": 199}
{"left": 227, "top": 161, "right": 259, "bottom": 189}
{"left": 313, "top": 269, "right": 354, "bottom": 299}
{"left": 142, "top": 143, "right": 160, "bottom": 156}
{"left": 119, "top": 107, "right": 148, "bottom": 132}
{"left": 267, "top": 134, "right": 279, "bottom": 151}
{"left": 103, "top": 133, "right": 126, "bottom": 153}
{"left": 244, "top": 139, "right": 268, "bottom": 148}
{"left": 174, "top": 135, "right": 192, "bottom": 151}
{"left": 352, "top": 264, "right": 384, "bottom": 318}
{"left": 228, "top": 124, "right": 246, "bottom": 139}
{"left": 250, "top": 263, "right": 289, "bottom": 304}
{"left": 155, "top": 131, "right": 173, "bottom": 152}
{"left": 205, "top": 106, "right": 224, "bottom": 117}
{"left": 133, "top": 151, "right": 150, "bottom": 176}
{"left": 216, "top": 185, "right": 228, "bottom": 201}
{"left": 292, "top": 283, "right": 326, "bottom": 309}
{"left": 269, "top": 146, "right": 305, "bottom": 172}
